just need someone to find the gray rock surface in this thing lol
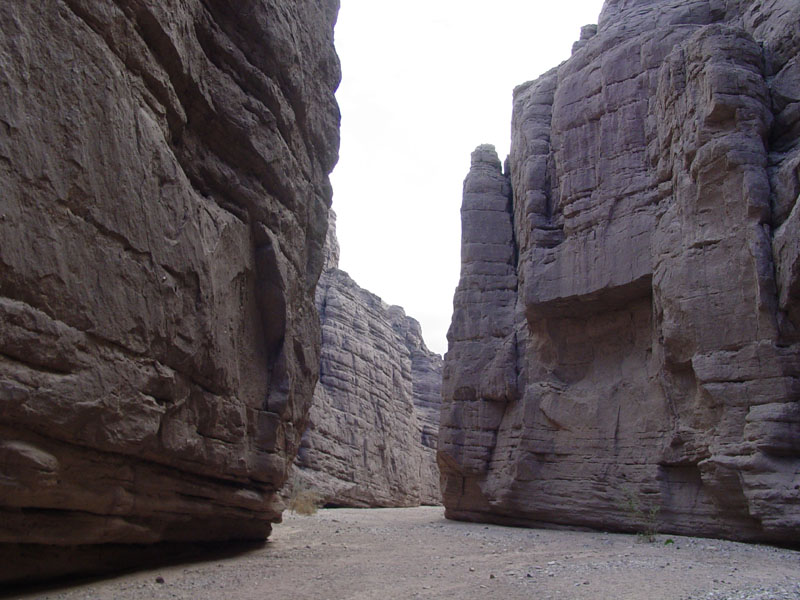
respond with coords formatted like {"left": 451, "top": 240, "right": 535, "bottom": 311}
{"left": 294, "top": 213, "right": 441, "bottom": 507}
{"left": 388, "top": 305, "right": 444, "bottom": 504}
{"left": 440, "top": 0, "right": 800, "bottom": 543}
{"left": 0, "top": 0, "right": 339, "bottom": 583}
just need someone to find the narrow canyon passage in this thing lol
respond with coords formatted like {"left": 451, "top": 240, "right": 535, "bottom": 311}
{"left": 14, "top": 508, "right": 799, "bottom": 600}
{"left": 3, "top": 0, "right": 800, "bottom": 588}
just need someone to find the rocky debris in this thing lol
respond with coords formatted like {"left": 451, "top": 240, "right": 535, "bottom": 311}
{"left": 439, "top": 0, "right": 800, "bottom": 544}
{"left": 293, "top": 212, "right": 441, "bottom": 507}
{"left": 0, "top": 0, "right": 339, "bottom": 583}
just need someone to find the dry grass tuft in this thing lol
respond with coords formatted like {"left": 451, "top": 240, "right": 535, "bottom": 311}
{"left": 288, "top": 488, "right": 323, "bottom": 515}
{"left": 618, "top": 486, "right": 661, "bottom": 542}
{"left": 286, "top": 474, "right": 323, "bottom": 516}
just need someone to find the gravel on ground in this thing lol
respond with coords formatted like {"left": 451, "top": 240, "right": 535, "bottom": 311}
{"left": 7, "top": 507, "right": 800, "bottom": 600}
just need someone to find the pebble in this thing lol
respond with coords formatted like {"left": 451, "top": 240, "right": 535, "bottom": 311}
{"left": 704, "top": 586, "right": 800, "bottom": 600}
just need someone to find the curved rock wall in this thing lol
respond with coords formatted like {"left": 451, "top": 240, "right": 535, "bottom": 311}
{"left": 440, "top": 0, "right": 800, "bottom": 543}
{"left": 294, "top": 213, "right": 441, "bottom": 507}
{"left": 0, "top": 0, "right": 339, "bottom": 582}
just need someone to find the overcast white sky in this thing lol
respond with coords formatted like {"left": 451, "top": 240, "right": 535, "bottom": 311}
{"left": 330, "top": 0, "right": 606, "bottom": 356}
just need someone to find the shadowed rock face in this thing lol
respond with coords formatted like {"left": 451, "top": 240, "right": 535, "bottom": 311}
{"left": 440, "top": 0, "right": 800, "bottom": 543}
{"left": 293, "top": 213, "right": 442, "bottom": 507}
{"left": 0, "top": 0, "right": 339, "bottom": 582}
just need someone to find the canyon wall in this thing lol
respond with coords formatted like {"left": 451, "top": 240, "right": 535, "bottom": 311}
{"left": 440, "top": 0, "right": 800, "bottom": 543}
{"left": 294, "top": 212, "right": 441, "bottom": 507}
{"left": 0, "top": 0, "right": 339, "bottom": 582}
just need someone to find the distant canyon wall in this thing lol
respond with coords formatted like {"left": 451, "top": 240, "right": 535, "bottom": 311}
{"left": 294, "top": 212, "right": 442, "bottom": 507}
{"left": 0, "top": 0, "right": 339, "bottom": 583}
{"left": 440, "top": 0, "right": 800, "bottom": 543}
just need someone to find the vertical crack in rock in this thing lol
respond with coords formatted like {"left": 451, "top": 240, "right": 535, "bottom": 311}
{"left": 0, "top": 0, "right": 340, "bottom": 583}
{"left": 440, "top": 0, "right": 800, "bottom": 543}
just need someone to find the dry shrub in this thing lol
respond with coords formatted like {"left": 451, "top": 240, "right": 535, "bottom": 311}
{"left": 617, "top": 486, "right": 661, "bottom": 543}
{"left": 286, "top": 474, "right": 323, "bottom": 516}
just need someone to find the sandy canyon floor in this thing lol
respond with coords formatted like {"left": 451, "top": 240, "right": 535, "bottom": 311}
{"left": 7, "top": 507, "right": 800, "bottom": 600}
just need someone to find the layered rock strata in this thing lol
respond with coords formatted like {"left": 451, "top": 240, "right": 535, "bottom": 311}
{"left": 0, "top": 0, "right": 339, "bottom": 583}
{"left": 440, "top": 0, "right": 800, "bottom": 543}
{"left": 294, "top": 212, "right": 442, "bottom": 507}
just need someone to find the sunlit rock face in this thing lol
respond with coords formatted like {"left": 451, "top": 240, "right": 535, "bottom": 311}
{"left": 0, "top": 0, "right": 339, "bottom": 583}
{"left": 294, "top": 212, "right": 442, "bottom": 507}
{"left": 439, "top": 0, "right": 800, "bottom": 543}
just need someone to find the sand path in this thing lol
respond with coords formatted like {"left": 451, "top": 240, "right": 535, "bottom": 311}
{"left": 9, "top": 507, "right": 800, "bottom": 599}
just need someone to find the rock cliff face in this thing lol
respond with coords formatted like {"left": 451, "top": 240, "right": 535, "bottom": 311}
{"left": 440, "top": 0, "right": 800, "bottom": 543}
{"left": 0, "top": 0, "right": 339, "bottom": 582}
{"left": 294, "top": 212, "right": 442, "bottom": 507}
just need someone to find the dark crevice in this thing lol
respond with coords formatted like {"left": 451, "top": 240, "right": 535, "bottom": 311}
{"left": 0, "top": 351, "right": 74, "bottom": 377}
{"left": 197, "top": 0, "right": 331, "bottom": 174}
{"left": 0, "top": 423, "right": 279, "bottom": 495}
{"left": 192, "top": 15, "right": 302, "bottom": 177}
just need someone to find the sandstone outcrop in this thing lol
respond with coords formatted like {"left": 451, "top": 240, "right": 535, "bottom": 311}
{"left": 0, "top": 0, "right": 339, "bottom": 583}
{"left": 440, "top": 0, "right": 800, "bottom": 543}
{"left": 294, "top": 212, "right": 442, "bottom": 507}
